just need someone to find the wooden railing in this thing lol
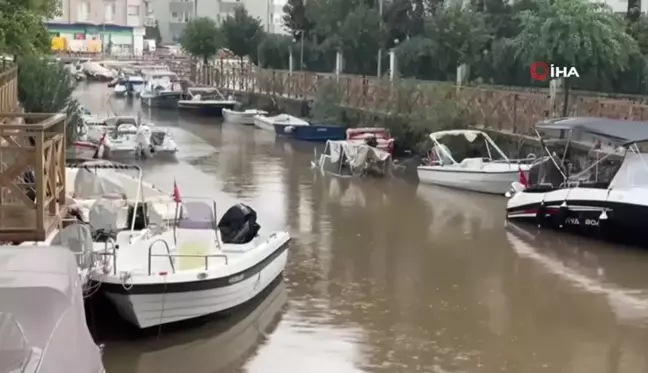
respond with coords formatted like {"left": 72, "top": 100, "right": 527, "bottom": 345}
{"left": 0, "top": 66, "right": 18, "bottom": 114}
{"left": 0, "top": 113, "right": 67, "bottom": 242}
{"left": 182, "top": 64, "right": 648, "bottom": 135}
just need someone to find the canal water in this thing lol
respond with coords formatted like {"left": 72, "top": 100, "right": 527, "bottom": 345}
{"left": 77, "top": 83, "right": 648, "bottom": 373}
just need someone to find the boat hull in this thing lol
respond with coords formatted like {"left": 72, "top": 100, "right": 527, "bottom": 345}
{"left": 292, "top": 125, "right": 346, "bottom": 141}
{"left": 417, "top": 166, "right": 523, "bottom": 195}
{"left": 177, "top": 102, "right": 236, "bottom": 116}
{"left": 222, "top": 109, "right": 267, "bottom": 125}
{"left": 273, "top": 123, "right": 295, "bottom": 136}
{"left": 254, "top": 117, "right": 275, "bottom": 131}
{"left": 141, "top": 92, "right": 183, "bottom": 109}
{"left": 506, "top": 187, "right": 648, "bottom": 245}
{"left": 95, "top": 243, "right": 289, "bottom": 328}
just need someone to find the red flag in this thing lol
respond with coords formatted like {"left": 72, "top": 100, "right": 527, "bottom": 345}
{"left": 172, "top": 179, "right": 182, "bottom": 203}
{"left": 518, "top": 166, "right": 529, "bottom": 188}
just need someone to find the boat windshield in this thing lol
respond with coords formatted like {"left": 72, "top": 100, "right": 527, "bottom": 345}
{"left": 609, "top": 152, "right": 648, "bottom": 188}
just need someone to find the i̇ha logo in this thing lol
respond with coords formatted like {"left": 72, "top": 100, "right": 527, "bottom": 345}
{"left": 530, "top": 61, "right": 580, "bottom": 81}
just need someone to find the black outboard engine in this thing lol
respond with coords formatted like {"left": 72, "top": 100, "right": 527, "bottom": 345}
{"left": 217, "top": 203, "right": 260, "bottom": 244}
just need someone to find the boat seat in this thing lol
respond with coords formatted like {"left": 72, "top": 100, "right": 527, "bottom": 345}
{"left": 174, "top": 228, "right": 219, "bottom": 270}
{"left": 459, "top": 157, "right": 484, "bottom": 169}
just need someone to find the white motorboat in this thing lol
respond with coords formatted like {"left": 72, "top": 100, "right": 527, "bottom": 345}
{"left": 177, "top": 89, "right": 238, "bottom": 115}
{"left": 254, "top": 114, "right": 309, "bottom": 132}
{"left": 312, "top": 140, "right": 393, "bottom": 177}
{"left": 83, "top": 116, "right": 177, "bottom": 158}
{"left": 104, "top": 123, "right": 178, "bottom": 158}
{"left": 0, "top": 245, "right": 105, "bottom": 373}
{"left": 417, "top": 129, "right": 539, "bottom": 195}
{"left": 140, "top": 72, "right": 183, "bottom": 109}
{"left": 114, "top": 75, "right": 145, "bottom": 97}
{"left": 506, "top": 117, "right": 648, "bottom": 246}
{"left": 52, "top": 163, "right": 292, "bottom": 329}
{"left": 222, "top": 108, "right": 268, "bottom": 125}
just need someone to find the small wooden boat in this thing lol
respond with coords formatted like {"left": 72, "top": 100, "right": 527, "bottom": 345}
{"left": 292, "top": 124, "right": 346, "bottom": 142}
{"left": 222, "top": 108, "right": 268, "bottom": 125}
{"left": 254, "top": 114, "right": 309, "bottom": 132}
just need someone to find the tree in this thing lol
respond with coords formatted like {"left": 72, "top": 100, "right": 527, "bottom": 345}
{"left": 258, "top": 34, "right": 292, "bottom": 69}
{"left": 18, "top": 56, "right": 82, "bottom": 145}
{"left": 339, "top": 4, "right": 382, "bottom": 74}
{"left": 179, "top": 17, "right": 222, "bottom": 64}
{"left": 221, "top": 6, "right": 264, "bottom": 61}
{"left": 282, "top": 0, "right": 315, "bottom": 39}
{"left": 425, "top": 1, "right": 492, "bottom": 75}
{"left": 514, "top": 0, "right": 638, "bottom": 85}
{"left": 0, "top": 0, "right": 60, "bottom": 55}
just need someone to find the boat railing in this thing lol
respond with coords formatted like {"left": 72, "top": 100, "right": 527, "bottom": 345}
{"left": 147, "top": 238, "right": 176, "bottom": 275}
{"left": 91, "top": 238, "right": 118, "bottom": 275}
{"left": 147, "top": 242, "right": 228, "bottom": 275}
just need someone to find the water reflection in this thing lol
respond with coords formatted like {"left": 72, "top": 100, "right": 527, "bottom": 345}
{"left": 77, "top": 83, "right": 648, "bottom": 373}
{"left": 103, "top": 280, "right": 288, "bottom": 373}
{"left": 507, "top": 222, "right": 648, "bottom": 325}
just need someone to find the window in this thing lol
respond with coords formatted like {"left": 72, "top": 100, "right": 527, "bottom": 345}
{"left": 127, "top": 5, "right": 139, "bottom": 15}
{"left": 104, "top": 1, "right": 116, "bottom": 22}
{"left": 78, "top": 1, "right": 89, "bottom": 21}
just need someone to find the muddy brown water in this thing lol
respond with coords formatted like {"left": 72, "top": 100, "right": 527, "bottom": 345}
{"left": 76, "top": 83, "right": 648, "bottom": 373}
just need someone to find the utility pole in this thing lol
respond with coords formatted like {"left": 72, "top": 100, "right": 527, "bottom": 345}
{"left": 377, "top": 0, "right": 383, "bottom": 78}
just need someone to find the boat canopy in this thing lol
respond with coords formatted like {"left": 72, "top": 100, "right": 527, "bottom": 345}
{"left": 0, "top": 246, "right": 103, "bottom": 373}
{"left": 536, "top": 117, "right": 648, "bottom": 145}
{"left": 327, "top": 140, "right": 391, "bottom": 169}
{"left": 609, "top": 152, "right": 648, "bottom": 188}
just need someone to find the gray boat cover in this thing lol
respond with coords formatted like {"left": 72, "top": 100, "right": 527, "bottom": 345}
{"left": 0, "top": 246, "right": 104, "bottom": 373}
{"left": 536, "top": 117, "right": 648, "bottom": 145}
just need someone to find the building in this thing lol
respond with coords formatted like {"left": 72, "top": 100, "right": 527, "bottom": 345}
{"left": 152, "top": 0, "right": 287, "bottom": 44}
{"left": 46, "top": 0, "right": 146, "bottom": 55}
{"left": 602, "top": 0, "right": 646, "bottom": 12}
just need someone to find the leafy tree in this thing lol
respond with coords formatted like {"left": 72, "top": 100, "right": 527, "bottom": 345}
{"left": 339, "top": 4, "right": 382, "bottom": 74}
{"left": 258, "top": 34, "right": 292, "bottom": 69}
{"left": 0, "top": 0, "right": 60, "bottom": 55}
{"left": 18, "top": 56, "right": 82, "bottom": 145}
{"left": 221, "top": 6, "right": 264, "bottom": 62}
{"left": 383, "top": 0, "right": 412, "bottom": 48}
{"left": 282, "top": 0, "right": 315, "bottom": 39}
{"left": 514, "top": 0, "right": 638, "bottom": 87}
{"left": 425, "top": 1, "right": 492, "bottom": 77}
{"left": 179, "top": 17, "right": 222, "bottom": 64}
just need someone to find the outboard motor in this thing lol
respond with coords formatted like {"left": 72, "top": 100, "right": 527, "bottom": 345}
{"left": 217, "top": 203, "right": 260, "bottom": 244}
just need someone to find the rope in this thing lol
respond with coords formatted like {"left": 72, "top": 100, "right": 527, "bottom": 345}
{"left": 120, "top": 271, "right": 134, "bottom": 290}
{"left": 157, "top": 277, "right": 169, "bottom": 340}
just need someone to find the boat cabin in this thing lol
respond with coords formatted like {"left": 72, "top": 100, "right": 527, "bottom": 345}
{"left": 522, "top": 117, "right": 637, "bottom": 192}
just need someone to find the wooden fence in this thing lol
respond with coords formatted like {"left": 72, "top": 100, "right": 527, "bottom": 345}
{"left": 0, "top": 66, "right": 18, "bottom": 114}
{"left": 187, "top": 65, "right": 648, "bottom": 135}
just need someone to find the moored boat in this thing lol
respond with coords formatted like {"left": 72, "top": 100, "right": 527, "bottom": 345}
{"left": 253, "top": 114, "right": 308, "bottom": 132}
{"left": 140, "top": 71, "right": 183, "bottom": 109}
{"left": 0, "top": 245, "right": 105, "bottom": 373}
{"left": 506, "top": 117, "right": 648, "bottom": 247}
{"left": 417, "top": 129, "right": 540, "bottom": 195}
{"left": 346, "top": 127, "right": 394, "bottom": 153}
{"left": 177, "top": 89, "right": 238, "bottom": 116}
{"left": 312, "top": 140, "right": 393, "bottom": 177}
{"left": 222, "top": 108, "right": 268, "bottom": 125}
